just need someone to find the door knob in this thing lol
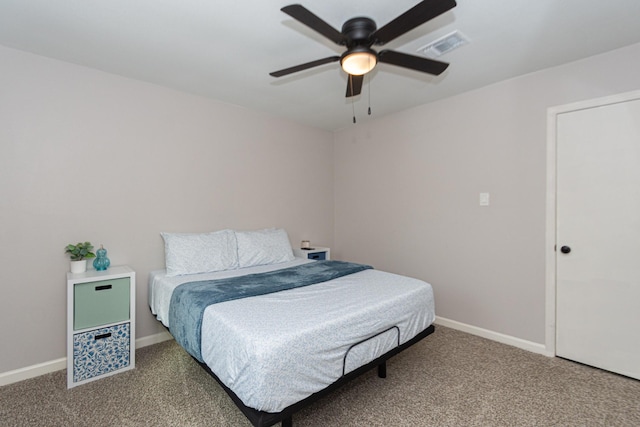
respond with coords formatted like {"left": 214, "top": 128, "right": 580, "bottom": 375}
{"left": 560, "top": 246, "right": 571, "bottom": 254}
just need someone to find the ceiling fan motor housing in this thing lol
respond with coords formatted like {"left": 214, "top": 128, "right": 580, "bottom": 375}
{"left": 341, "top": 17, "right": 377, "bottom": 47}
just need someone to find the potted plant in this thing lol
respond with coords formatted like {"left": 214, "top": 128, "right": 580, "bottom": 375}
{"left": 65, "top": 242, "right": 96, "bottom": 273}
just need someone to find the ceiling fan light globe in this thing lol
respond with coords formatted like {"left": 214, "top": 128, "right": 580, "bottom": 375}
{"left": 341, "top": 50, "right": 377, "bottom": 76}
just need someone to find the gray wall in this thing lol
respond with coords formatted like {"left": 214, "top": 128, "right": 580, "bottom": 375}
{"left": 333, "top": 42, "right": 640, "bottom": 345}
{"left": 2, "top": 38, "right": 640, "bottom": 376}
{"left": 0, "top": 45, "right": 335, "bottom": 373}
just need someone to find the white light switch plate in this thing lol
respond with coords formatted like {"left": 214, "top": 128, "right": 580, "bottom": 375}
{"left": 479, "top": 192, "right": 490, "bottom": 206}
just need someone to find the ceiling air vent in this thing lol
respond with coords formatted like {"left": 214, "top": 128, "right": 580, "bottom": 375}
{"left": 418, "top": 30, "right": 469, "bottom": 58}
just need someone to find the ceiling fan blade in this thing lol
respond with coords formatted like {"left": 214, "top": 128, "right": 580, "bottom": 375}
{"left": 270, "top": 56, "right": 340, "bottom": 77}
{"left": 281, "top": 4, "right": 347, "bottom": 45}
{"left": 372, "top": 0, "right": 457, "bottom": 45}
{"left": 346, "top": 74, "right": 364, "bottom": 98}
{"left": 378, "top": 50, "right": 449, "bottom": 75}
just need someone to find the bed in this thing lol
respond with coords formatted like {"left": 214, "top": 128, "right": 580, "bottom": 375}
{"left": 149, "top": 228, "right": 435, "bottom": 427}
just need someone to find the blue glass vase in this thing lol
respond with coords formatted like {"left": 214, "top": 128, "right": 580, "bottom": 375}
{"left": 93, "top": 245, "right": 111, "bottom": 271}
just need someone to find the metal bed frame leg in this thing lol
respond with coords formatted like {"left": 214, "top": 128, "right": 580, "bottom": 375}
{"left": 378, "top": 361, "right": 387, "bottom": 378}
{"left": 281, "top": 416, "right": 293, "bottom": 427}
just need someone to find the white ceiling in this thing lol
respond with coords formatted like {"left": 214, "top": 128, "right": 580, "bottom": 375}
{"left": 1, "top": 0, "right": 640, "bottom": 131}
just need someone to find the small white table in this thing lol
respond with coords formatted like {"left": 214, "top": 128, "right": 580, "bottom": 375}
{"left": 293, "top": 246, "right": 330, "bottom": 261}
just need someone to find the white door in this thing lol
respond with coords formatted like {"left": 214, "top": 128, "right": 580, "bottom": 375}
{"left": 555, "top": 95, "right": 640, "bottom": 380}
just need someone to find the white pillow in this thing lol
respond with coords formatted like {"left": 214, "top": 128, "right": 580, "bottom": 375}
{"left": 161, "top": 230, "right": 238, "bottom": 277}
{"left": 236, "top": 228, "right": 294, "bottom": 268}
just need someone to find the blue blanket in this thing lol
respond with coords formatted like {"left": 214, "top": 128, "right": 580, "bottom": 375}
{"left": 168, "top": 260, "right": 373, "bottom": 362}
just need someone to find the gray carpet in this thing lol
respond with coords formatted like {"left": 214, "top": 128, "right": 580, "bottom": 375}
{"left": 1, "top": 326, "right": 639, "bottom": 426}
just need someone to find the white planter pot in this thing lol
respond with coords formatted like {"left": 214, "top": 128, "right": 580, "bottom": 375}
{"left": 70, "top": 259, "right": 87, "bottom": 274}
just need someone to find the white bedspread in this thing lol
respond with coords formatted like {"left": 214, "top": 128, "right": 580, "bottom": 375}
{"left": 148, "top": 259, "right": 435, "bottom": 412}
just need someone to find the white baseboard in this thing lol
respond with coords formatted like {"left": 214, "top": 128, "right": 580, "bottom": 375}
{"left": 135, "top": 330, "right": 173, "bottom": 349}
{"left": 434, "top": 316, "right": 553, "bottom": 357}
{"left": 0, "top": 331, "right": 174, "bottom": 387}
{"left": 0, "top": 357, "right": 67, "bottom": 388}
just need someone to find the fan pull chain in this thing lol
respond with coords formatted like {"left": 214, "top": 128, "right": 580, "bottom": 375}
{"left": 367, "top": 72, "right": 372, "bottom": 116}
{"left": 352, "top": 100, "right": 356, "bottom": 123}
{"left": 350, "top": 75, "right": 356, "bottom": 123}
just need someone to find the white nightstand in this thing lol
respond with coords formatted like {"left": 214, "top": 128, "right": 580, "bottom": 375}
{"left": 66, "top": 265, "right": 136, "bottom": 388}
{"left": 294, "top": 246, "right": 331, "bottom": 261}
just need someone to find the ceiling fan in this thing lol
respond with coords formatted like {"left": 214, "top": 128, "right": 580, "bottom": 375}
{"left": 269, "top": 0, "right": 457, "bottom": 97}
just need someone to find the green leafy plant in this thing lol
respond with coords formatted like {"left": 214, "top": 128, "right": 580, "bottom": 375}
{"left": 65, "top": 242, "right": 96, "bottom": 261}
